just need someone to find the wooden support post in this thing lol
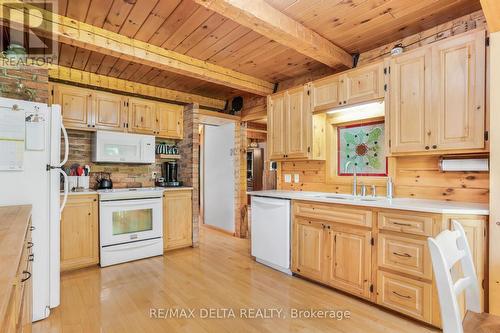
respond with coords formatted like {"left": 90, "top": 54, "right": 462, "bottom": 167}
{"left": 489, "top": 31, "right": 500, "bottom": 314}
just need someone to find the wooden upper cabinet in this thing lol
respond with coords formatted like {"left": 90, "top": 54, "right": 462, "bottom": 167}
{"left": 128, "top": 98, "right": 157, "bottom": 134}
{"left": 309, "top": 61, "right": 384, "bottom": 112}
{"left": 430, "top": 30, "right": 486, "bottom": 151}
{"left": 93, "top": 90, "right": 126, "bottom": 132}
{"left": 285, "top": 86, "right": 311, "bottom": 159}
{"left": 388, "top": 30, "right": 486, "bottom": 154}
{"left": 52, "top": 84, "right": 92, "bottom": 130}
{"left": 389, "top": 48, "right": 432, "bottom": 153}
{"left": 156, "top": 103, "right": 184, "bottom": 139}
{"left": 341, "top": 62, "right": 384, "bottom": 105}
{"left": 292, "top": 218, "right": 325, "bottom": 281}
{"left": 325, "top": 226, "right": 372, "bottom": 299}
{"left": 310, "top": 75, "right": 342, "bottom": 111}
{"left": 267, "top": 92, "right": 287, "bottom": 160}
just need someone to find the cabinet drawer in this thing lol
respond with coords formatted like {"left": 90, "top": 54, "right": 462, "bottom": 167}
{"left": 377, "top": 271, "right": 432, "bottom": 323}
{"left": 378, "top": 234, "right": 432, "bottom": 279}
{"left": 294, "top": 201, "right": 372, "bottom": 227}
{"left": 378, "top": 211, "right": 435, "bottom": 236}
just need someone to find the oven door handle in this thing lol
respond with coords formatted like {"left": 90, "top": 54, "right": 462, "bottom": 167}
{"left": 99, "top": 198, "right": 162, "bottom": 207}
{"left": 103, "top": 238, "right": 162, "bottom": 251}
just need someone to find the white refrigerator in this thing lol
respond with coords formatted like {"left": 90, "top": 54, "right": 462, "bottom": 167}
{"left": 0, "top": 97, "right": 69, "bottom": 321}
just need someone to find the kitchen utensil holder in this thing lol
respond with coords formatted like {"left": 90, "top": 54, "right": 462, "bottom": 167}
{"left": 78, "top": 176, "right": 90, "bottom": 190}
{"left": 68, "top": 176, "right": 78, "bottom": 192}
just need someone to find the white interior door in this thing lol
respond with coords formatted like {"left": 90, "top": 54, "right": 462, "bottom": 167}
{"left": 203, "top": 123, "right": 235, "bottom": 232}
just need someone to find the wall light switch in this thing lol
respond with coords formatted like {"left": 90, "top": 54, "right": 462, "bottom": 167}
{"left": 284, "top": 174, "right": 292, "bottom": 183}
{"left": 294, "top": 174, "right": 300, "bottom": 183}
{"left": 152, "top": 171, "right": 158, "bottom": 180}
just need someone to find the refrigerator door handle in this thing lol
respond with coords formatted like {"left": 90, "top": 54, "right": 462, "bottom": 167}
{"left": 58, "top": 121, "right": 69, "bottom": 168}
{"left": 59, "top": 169, "right": 68, "bottom": 213}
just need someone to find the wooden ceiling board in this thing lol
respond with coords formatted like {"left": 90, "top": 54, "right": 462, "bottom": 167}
{"left": 216, "top": 35, "right": 272, "bottom": 67}
{"left": 102, "top": 0, "right": 135, "bottom": 32}
{"left": 119, "top": 0, "right": 160, "bottom": 37}
{"left": 107, "top": 59, "right": 130, "bottom": 77}
{"left": 71, "top": 48, "right": 92, "bottom": 70}
{"left": 118, "top": 62, "right": 143, "bottom": 81}
{"left": 196, "top": 25, "right": 253, "bottom": 60}
{"left": 184, "top": 19, "right": 241, "bottom": 58}
{"left": 85, "top": 0, "right": 114, "bottom": 27}
{"left": 65, "top": 0, "right": 91, "bottom": 21}
{"left": 265, "top": 0, "right": 482, "bottom": 53}
{"left": 339, "top": 0, "right": 481, "bottom": 51}
{"left": 172, "top": 13, "right": 228, "bottom": 54}
{"left": 96, "top": 55, "right": 119, "bottom": 76}
{"left": 141, "top": 68, "right": 163, "bottom": 83}
{"left": 133, "top": 0, "right": 182, "bottom": 42}
{"left": 147, "top": 0, "right": 200, "bottom": 46}
{"left": 58, "top": 44, "right": 76, "bottom": 67}
{"left": 84, "top": 52, "right": 106, "bottom": 73}
{"left": 161, "top": 6, "right": 214, "bottom": 49}
{"left": 206, "top": 30, "right": 262, "bottom": 65}
{"left": 57, "top": 0, "right": 68, "bottom": 16}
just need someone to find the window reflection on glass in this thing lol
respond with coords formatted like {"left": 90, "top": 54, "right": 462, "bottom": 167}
{"left": 104, "top": 144, "right": 137, "bottom": 157}
{"left": 112, "top": 209, "right": 153, "bottom": 235}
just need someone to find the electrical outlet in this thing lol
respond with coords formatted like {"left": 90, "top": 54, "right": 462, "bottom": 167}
{"left": 294, "top": 174, "right": 300, "bottom": 183}
{"left": 284, "top": 174, "right": 292, "bottom": 183}
{"left": 152, "top": 171, "right": 158, "bottom": 180}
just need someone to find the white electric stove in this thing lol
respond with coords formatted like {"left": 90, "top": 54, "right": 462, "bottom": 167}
{"left": 98, "top": 188, "right": 164, "bottom": 267}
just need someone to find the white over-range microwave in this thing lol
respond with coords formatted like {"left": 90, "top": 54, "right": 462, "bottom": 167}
{"left": 92, "top": 131, "right": 156, "bottom": 164}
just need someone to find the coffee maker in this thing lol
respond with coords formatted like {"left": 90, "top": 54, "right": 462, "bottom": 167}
{"left": 157, "top": 161, "right": 182, "bottom": 187}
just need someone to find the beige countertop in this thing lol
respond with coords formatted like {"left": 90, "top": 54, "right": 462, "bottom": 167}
{"left": 61, "top": 187, "right": 193, "bottom": 196}
{"left": 248, "top": 190, "right": 489, "bottom": 215}
{"left": 0, "top": 205, "right": 32, "bottom": 323}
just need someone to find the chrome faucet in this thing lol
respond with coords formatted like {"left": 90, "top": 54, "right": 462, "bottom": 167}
{"left": 345, "top": 161, "right": 357, "bottom": 196}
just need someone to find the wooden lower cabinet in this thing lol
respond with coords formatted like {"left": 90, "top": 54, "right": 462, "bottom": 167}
{"left": 60, "top": 194, "right": 99, "bottom": 272}
{"left": 291, "top": 200, "right": 487, "bottom": 327}
{"left": 377, "top": 270, "right": 433, "bottom": 323}
{"left": 3, "top": 216, "right": 33, "bottom": 333}
{"left": 292, "top": 202, "right": 373, "bottom": 300}
{"left": 292, "top": 218, "right": 326, "bottom": 281}
{"left": 325, "top": 226, "right": 372, "bottom": 299}
{"left": 163, "top": 190, "right": 193, "bottom": 251}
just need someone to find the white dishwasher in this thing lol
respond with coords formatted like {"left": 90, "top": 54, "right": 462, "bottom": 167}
{"left": 251, "top": 196, "right": 291, "bottom": 275}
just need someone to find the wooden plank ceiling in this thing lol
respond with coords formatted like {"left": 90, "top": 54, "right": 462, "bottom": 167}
{"left": 54, "top": 0, "right": 481, "bottom": 100}
{"left": 265, "top": 0, "right": 482, "bottom": 53}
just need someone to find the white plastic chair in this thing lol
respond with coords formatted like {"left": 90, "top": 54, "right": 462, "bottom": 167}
{"left": 428, "top": 220, "right": 481, "bottom": 333}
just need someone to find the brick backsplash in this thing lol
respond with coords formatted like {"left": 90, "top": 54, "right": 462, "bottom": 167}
{"left": 62, "top": 129, "right": 163, "bottom": 189}
{"left": 0, "top": 65, "right": 49, "bottom": 103}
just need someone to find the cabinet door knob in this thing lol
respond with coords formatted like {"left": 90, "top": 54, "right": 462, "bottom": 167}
{"left": 432, "top": 145, "right": 437, "bottom": 149}
{"left": 29, "top": 226, "right": 35, "bottom": 231}
{"left": 425, "top": 146, "right": 430, "bottom": 150}
{"left": 21, "top": 271, "right": 32, "bottom": 282}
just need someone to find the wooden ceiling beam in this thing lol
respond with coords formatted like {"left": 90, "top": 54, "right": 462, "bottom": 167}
{"left": 480, "top": 0, "right": 500, "bottom": 33}
{"left": 0, "top": 1, "right": 274, "bottom": 96}
{"left": 194, "top": 0, "right": 353, "bottom": 68}
{"left": 48, "top": 65, "right": 226, "bottom": 109}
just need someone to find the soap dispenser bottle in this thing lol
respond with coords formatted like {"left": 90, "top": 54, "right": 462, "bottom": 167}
{"left": 386, "top": 177, "right": 393, "bottom": 199}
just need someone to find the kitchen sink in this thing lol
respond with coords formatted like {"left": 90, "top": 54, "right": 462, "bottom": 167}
{"left": 323, "top": 195, "right": 349, "bottom": 200}
{"left": 358, "top": 197, "right": 381, "bottom": 202}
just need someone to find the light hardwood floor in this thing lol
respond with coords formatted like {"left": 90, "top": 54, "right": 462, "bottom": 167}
{"left": 34, "top": 227, "right": 440, "bottom": 333}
